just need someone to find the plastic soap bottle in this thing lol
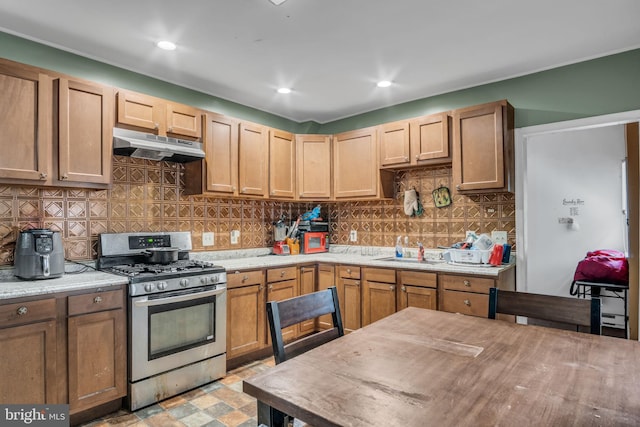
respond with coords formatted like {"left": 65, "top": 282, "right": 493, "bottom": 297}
{"left": 417, "top": 242, "right": 424, "bottom": 261}
{"left": 395, "top": 236, "right": 403, "bottom": 258}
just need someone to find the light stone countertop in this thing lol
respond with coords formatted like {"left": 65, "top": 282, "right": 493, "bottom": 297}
{"left": 0, "top": 245, "right": 515, "bottom": 301}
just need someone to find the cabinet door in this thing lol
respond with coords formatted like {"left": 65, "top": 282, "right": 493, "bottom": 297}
{"left": 317, "top": 263, "right": 336, "bottom": 330}
{"left": 68, "top": 308, "right": 126, "bottom": 413}
{"left": 333, "top": 127, "right": 379, "bottom": 199}
{"left": 0, "top": 63, "right": 52, "bottom": 183}
{"left": 399, "top": 285, "right": 437, "bottom": 310}
{"left": 341, "top": 278, "right": 361, "bottom": 333}
{"left": 380, "top": 121, "right": 410, "bottom": 167}
{"left": 166, "top": 103, "right": 202, "bottom": 139}
{"left": 58, "top": 78, "right": 113, "bottom": 185}
{"left": 362, "top": 281, "right": 397, "bottom": 326}
{"left": 452, "top": 100, "right": 513, "bottom": 192}
{"left": 189, "top": 112, "right": 239, "bottom": 196}
{"left": 239, "top": 122, "right": 269, "bottom": 197}
{"left": 269, "top": 129, "right": 296, "bottom": 199}
{"left": 116, "top": 90, "right": 163, "bottom": 133}
{"left": 296, "top": 134, "right": 332, "bottom": 199}
{"left": 227, "top": 282, "right": 267, "bottom": 358}
{"left": 267, "top": 279, "right": 299, "bottom": 342}
{"left": 298, "top": 265, "right": 317, "bottom": 334}
{"left": 0, "top": 320, "right": 57, "bottom": 404}
{"left": 410, "top": 112, "right": 450, "bottom": 163}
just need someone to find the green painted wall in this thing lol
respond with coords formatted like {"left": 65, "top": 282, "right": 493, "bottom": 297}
{"left": 1, "top": 31, "right": 638, "bottom": 134}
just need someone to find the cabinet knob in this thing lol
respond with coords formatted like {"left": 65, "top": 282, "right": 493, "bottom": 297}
{"left": 401, "top": 286, "right": 406, "bottom": 292}
{"left": 404, "top": 157, "right": 409, "bottom": 162}
{"left": 390, "top": 285, "right": 395, "bottom": 291}
{"left": 355, "top": 281, "right": 360, "bottom": 286}
{"left": 242, "top": 275, "right": 249, "bottom": 282}
{"left": 300, "top": 267, "right": 305, "bottom": 273}
{"left": 280, "top": 270, "right": 286, "bottom": 277}
{"left": 463, "top": 280, "right": 471, "bottom": 287}
{"left": 154, "top": 123, "right": 159, "bottom": 130}
{"left": 241, "top": 187, "right": 247, "bottom": 193}
{"left": 232, "top": 186, "right": 237, "bottom": 191}
{"left": 271, "top": 190, "right": 275, "bottom": 195}
{"left": 259, "top": 285, "right": 264, "bottom": 290}
{"left": 269, "top": 284, "right": 273, "bottom": 289}
{"left": 346, "top": 268, "right": 351, "bottom": 274}
{"left": 299, "top": 193, "right": 303, "bottom": 197}
{"left": 17, "top": 306, "right": 28, "bottom": 316}
{"left": 464, "top": 299, "right": 471, "bottom": 306}
{"left": 415, "top": 155, "right": 420, "bottom": 160}
{"left": 61, "top": 174, "right": 68, "bottom": 180}
{"left": 39, "top": 173, "right": 47, "bottom": 180}
{"left": 167, "top": 126, "right": 173, "bottom": 132}
{"left": 456, "top": 185, "right": 461, "bottom": 190}
{"left": 94, "top": 296, "right": 103, "bottom": 304}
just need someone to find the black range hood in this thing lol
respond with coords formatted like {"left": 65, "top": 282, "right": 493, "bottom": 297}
{"left": 112, "top": 128, "right": 205, "bottom": 162}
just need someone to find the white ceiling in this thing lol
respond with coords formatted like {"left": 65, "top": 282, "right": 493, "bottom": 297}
{"left": 0, "top": 0, "right": 639, "bottom": 123}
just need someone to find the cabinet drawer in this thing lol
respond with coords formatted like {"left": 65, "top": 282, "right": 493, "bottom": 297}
{"left": 339, "top": 265, "right": 361, "bottom": 280}
{"left": 400, "top": 270, "right": 437, "bottom": 288}
{"left": 440, "top": 274, "right": 495, "bottom": 294}
{"left": 68, "top": 289, "right": 124, "bottom": 316}
{"left": 267, "top": 266, "right": 297, "bottom": 283}
{"left": 441, "top": 289, "right": 489, "bottom": 317}
{"left": 0, "top": 298, "right": 56, "bottom": 327}
{"left": 363, "top": 268, "right": 396, "bottom": 284}
{"left": 228, "top": 269, "right": 264, "bottom": 288}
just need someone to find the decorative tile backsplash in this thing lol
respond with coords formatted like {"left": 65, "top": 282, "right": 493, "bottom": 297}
{"left": 0, "top": 156, "right": 515, "bottom": 265}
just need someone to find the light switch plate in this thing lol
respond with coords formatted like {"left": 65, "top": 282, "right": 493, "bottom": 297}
{"left": 491, "top": 231, "right": 508, "bottom": 245}
{"left": 230, "top": 230, "right": 240, "bottom": 245}
{"left": 202, "top": 232, "right": 214, "bottom": 246}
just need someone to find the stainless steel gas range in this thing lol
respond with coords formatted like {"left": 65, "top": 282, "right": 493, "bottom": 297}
{"left": 97, "top": 231, "right": 227, "bottom": 411}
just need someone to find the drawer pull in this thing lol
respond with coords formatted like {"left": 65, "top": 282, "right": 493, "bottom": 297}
{"left": 17, "top": 306, "right": 28, "bottom": 316}
{"left": 355, "top": 281, "right": 360, "bottom": 286}
{"left": 401, "top": 286, "right": 406, "bottom": 292}
{"left": 280, "top": 270, "right": 286, "bottom": 277}
{"left": 242, "top": 275, "right": 249, "bottom": 282}
{"left": 347, "top": 268, "right": 351, "bottom": 274}
{"left": 94, "top": 296, "right": 103, "bottom": 304}
{"left": 390, "top": 285, "right": 395, "bottom": 291}
{"left": 464, "top": 299, "right": 471, "bottom": 306}
{"left": 463, "top": 280, "right": 471, "bottom": 287}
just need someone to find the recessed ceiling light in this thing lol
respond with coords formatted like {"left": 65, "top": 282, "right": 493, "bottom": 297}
{"left": 377, "top": 80, "right": 392, "bottom": 88}
{"left": 156, "top": 40, "right": 176, "bottom": 51}
{"left": 277, "top": 87, "right": 292, "bottom": 94}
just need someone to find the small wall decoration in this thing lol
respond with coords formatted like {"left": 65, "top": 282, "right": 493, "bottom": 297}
{"left": 432, "top": 186, "right": 451, "bottom": 208}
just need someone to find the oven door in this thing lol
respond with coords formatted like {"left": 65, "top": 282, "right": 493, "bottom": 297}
{"left": 129, "top": 285, "right": 226, "bottom": 382}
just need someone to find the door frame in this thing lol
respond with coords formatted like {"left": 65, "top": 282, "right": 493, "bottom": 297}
{"left": 516, "top": 110, "right": 640, "bottom": 340}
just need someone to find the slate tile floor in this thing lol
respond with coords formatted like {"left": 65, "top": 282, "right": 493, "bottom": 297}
{"left": 82, "top": 358, "right": 276, "bottom": 427}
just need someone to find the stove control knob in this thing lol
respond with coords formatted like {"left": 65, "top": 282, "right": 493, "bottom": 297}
{"left": 180, "top": 278, "right": 189, "bottom": 287}
{"left": 157, "top": 281, "right": 167, "bottom": 290}
{"left": 200, "top": 277, "right": 208, "bottom": 285}
{"left": 210, "top": 275, "right": 219, "bottom": 284}
{"left": 144, "top": 283, "right": 155, "bottom": 293}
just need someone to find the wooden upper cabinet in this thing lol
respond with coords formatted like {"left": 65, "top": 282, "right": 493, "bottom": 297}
{"left": 269, "top": 129, "right": 295, "bottom": 199}
{"left": 410, "top": 112, "right": 450, "bottom": 164}
{"left": 184, "top": 113, "right": 239, "bottom": 196}
{"left": 116, "top": 89, "right": 203, "bottom": 139}
{"left": 239, "top": 122, "right": 269, "bottom": 197}
{"left": 296, "top": 134, "right": 332, "bottom": 200}
{"left": 334, "top": 127, "right": 383, "bottom": 199}
{"left": 0, "top": 62, "right": 52, "bottom": 183}
{"left": 57, "top": 78, "right": 113, "bottom": 185}
{"left": 166, "top": 103, "right": 202, "bottom": 138}
{"left": 452, "top": 100, "right": 514, "bottom": 193}
{"left": 380, "top": 112, "right": 450, "bottom": 168}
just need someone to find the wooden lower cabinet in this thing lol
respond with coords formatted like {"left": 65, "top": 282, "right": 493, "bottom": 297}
{"left": 0, "top": 298, "right": 58, "bottom": 404}
{"left": 267, "top": 266, "right": 299, "bottom": 342}
{"left": 362, "top": 268, "right": 397, "bottom": 326}
{"left": 439, "top": 272, "right": 514, "bottom": 318}
{"left": 316, "top": 263, "right": 336, "bottom": 330}
{"left": 298, "top": 265, "right": 317, "bottom": 335}
{"left": 337, "top": 266, "right": 361, "bottom": 333}
{"left": 398, "top": 270, "right": 438, "bottom": 310}
{"left": 226, "top": 270, "right": 267, "bottom": 359}
{"left": 67, "top": 289, "right": 126, "bottom": 414}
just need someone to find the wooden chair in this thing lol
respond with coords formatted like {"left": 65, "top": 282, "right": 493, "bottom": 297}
{"left": 267, "top": 286, "right": 344, "bottom": 365}
{"left": 488, "top": 287, "right": 602, "bottom": 335}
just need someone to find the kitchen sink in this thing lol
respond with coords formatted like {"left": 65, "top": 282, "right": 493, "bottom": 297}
{"left": 374, "top": 256, "right": 445, "bottom": 265}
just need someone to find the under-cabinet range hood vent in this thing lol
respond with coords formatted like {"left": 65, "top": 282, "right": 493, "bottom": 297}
{"left": 112, "top": 128, "right": 205, "bottom": 163}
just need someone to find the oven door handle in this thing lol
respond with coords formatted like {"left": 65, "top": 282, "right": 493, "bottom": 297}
{"left": 133, "top": 287, "right": 226, "bottom": 307}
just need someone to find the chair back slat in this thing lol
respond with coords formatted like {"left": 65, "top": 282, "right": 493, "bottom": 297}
{"left": 488, "top": 288, "right": 602, "bottom": 335}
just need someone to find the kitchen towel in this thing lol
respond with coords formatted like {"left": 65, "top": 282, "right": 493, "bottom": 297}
{"left": 404, "top": 189, "right": 419, "bottom": 216}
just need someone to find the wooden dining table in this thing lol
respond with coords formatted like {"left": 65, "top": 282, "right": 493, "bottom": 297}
{"left": 243, "top": 307, "right": 640, "bottom": 427}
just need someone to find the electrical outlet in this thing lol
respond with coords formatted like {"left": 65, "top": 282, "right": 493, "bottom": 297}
{"left": 202, "top": 232, "right": 214, "bottom": 246}
{"left": 230, "top": 230, "right": 240, "bottom": 245}
{"left": 350, "top": 230, "right": 358, "bottom": 242}
{"left": 491, "top": 230, "right": 508, "bottom": 245}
